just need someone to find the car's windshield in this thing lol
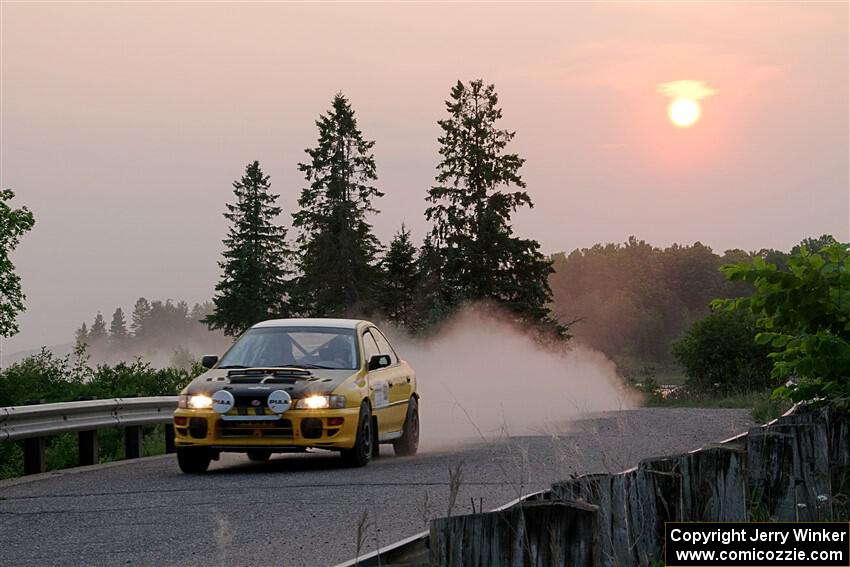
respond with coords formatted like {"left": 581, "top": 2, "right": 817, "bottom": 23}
{"left": 218, "top": 326, "right": 359, "bottom": 370}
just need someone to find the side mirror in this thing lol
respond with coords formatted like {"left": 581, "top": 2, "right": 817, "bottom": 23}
{"left": 368, "top": 354, "right": 391, "bottom": 371}
{"left": 201, "top": 355, "right": 219, "bottom": 369}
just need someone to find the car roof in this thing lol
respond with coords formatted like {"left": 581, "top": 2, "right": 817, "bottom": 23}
{"left": 251, "top": 318, "right": 371, "bottom": 330}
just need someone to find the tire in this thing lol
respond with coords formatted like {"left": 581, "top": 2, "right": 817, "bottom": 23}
{"left": 177, "top": 447, "right": 211, "bottom": 474}
{"left": 393, "top": 397, "right": 419, "bottom": 457}
{"left": 341, "top": 404, "right": 372, "bottom": 467}
{"left": 247, "top": 450, "right": 271, "bottom": 462}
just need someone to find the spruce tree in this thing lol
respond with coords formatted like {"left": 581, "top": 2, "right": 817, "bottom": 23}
{"left": 206, "top": 161, "right": 291, "bottom": 336}
{"left": 425, "top": 80, "right": 563, "bottom": 334}
{"left": 292, "top": 93, "right": 383, "bottom": 316}
{"left": 109, "top": 307, "right": 128, "bottom": 340}
{"left": 90, "top": 313, "right": 107, "bottom": 339}
{"left": 378, "top": 224, "right": 420, "bottom": 327}
{"left": 109, "top": 307, "right": 128, "bottom": 353}
{"left": 131, "top": 297, "right": 151, "bottom": 338}
{"left": 75, "top": 322, "right": 89, "bottom": 347}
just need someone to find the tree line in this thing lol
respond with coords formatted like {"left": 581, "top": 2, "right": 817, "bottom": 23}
{"left": 74, "top": 299, "right": 228, "bottom": 367}
{"left": 549, "top": 235, "right": 838, "bottom": 380}
{"left": 205, "top": 80, "right": 561, "bottom": 338}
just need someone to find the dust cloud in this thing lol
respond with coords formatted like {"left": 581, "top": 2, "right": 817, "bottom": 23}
{"left": 389, "top": 307, "right": 638, "bottom": 450}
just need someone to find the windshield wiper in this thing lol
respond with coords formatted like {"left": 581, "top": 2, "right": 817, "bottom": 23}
{"left": 273, "top": 363, "right": 335, "bottom": 370}
{"left": 218, "top": 364, "right": 248, "bottom": 369}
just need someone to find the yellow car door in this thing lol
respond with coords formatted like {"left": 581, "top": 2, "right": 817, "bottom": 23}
{"left": 363, "top": 328, "right": 407, "bottom": 433}
{"left": 371, "top": 327, "right": 413, "bottom": 407}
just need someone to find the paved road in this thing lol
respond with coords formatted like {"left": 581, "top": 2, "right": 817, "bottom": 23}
{"left": 0, "top": 408, "right": 754, "bottom": 567}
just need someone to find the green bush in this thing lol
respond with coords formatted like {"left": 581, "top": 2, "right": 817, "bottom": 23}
{"left": 0, "top": 348, "right": 198, "bottom": 407}
{"left": 714, "top": 242, "right": 850, "bottom": 410}
{"left": 672, "top": 309, "right": 775, "bottom": 395}
{"left": 0, "top": 348, "right": 91, "bottom": 406}
{"left": 0, "top": 348, "right": 201, "bottom": 479}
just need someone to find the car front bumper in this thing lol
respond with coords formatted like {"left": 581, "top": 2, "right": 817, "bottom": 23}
{"left": 173, "top": 407, "right": 361, "bottom": 451}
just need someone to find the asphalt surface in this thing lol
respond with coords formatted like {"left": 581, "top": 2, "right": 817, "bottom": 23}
{"left": 0, "top": 408, "right": 754, "bottom": 567}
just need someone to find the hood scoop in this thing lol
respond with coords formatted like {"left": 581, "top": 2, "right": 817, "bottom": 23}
{"left": 227, "top": 367, "right": 312, "bottom": 384}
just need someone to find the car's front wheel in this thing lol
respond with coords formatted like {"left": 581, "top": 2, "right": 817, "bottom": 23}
{"left": 341, "top": 404, "right": 372, "bottom": 467}
{"left": 393, "top": 397, "right": 419, "bottom": 457}
{"left": 177, "top": 447, "right": 211, "bottom": 474}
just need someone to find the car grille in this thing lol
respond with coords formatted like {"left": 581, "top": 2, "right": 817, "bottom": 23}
{"left": 218, "top": 418, "right": 293, "bottom": 438}
{"left": 233, "top": 395, "right": 271, "bottom": 409}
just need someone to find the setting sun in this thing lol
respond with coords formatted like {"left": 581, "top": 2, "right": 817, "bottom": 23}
{"left": 657, "top": 80, "right": 716, "bottom": 129}
{"left": 669, "top": 98, "right": 701, "bottom": 127}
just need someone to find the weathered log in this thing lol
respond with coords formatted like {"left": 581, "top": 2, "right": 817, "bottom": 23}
{"left": 429, "top": 501, "right": 598, "bottom": 567}
{"left": 425, "top": 410, "right": 847, "bottom": 567}
{"left": 747, "top": 421, "right": 832, "bottom": 520}
{"left": 552, "top": 474, "right": 620, "bottom": 565}
{"left": 679, "top": 445, "right": 748, "bottom": 521}
{"left": 551, "top": 445, "right": 746, "bottom": 567}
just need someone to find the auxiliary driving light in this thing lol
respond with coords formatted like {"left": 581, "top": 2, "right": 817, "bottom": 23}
{"left": 267, "top": 389, "right": 292, "bottom": 414}
{"left": 211, "top": 390, "right": 235, "bottom": 414}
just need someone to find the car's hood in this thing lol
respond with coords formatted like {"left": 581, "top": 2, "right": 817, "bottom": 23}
{"left": 181, "top": 367, "right": 360, "bottom": 399}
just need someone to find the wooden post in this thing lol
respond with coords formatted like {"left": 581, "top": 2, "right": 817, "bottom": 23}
{"left": 429, "top": 501, "right": 598, "bottom": 567}
{"left": 775, "top": 409, "right": 850, "bottom": 520}
{"left": 680, "top": 446, "right": 748, "bottom": 521}
{"left": 124, "top": 426, "right": 143, "bottom": 459}
{"left": 747, "top": 421, "right": 832, "bottom": 521}
{"left": 78, "top": 430, "right": 98, "bottom": 466}
{"left": 552, "top": 445, "right": 746, "bottom": 567}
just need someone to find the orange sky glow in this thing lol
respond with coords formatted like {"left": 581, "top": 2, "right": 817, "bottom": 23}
{"left": 1, "top": 2, "right": 848, "bottom": 353}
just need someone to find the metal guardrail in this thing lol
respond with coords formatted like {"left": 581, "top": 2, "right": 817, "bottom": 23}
{"left": 0, "top": 397, "right": 179, "bottom": 475}
{"left": 0, "top": 396, "right": 178, "bottom": 442}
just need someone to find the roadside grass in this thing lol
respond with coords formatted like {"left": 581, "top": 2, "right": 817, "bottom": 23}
{"left": 0, "top": 424, "right": 168, "bottom": 480}
{"left": 619, "top": 360, "right": 791, "bottom": 424}
{"left": 644, "top": 388, "right": 792, "bottom": 424}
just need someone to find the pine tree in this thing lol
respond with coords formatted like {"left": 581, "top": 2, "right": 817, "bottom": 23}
{"left": 89, "top": 311, "right": 106, "bottom": 345}
{"left": 75, "top": 322, "right": 89, "bottom": 347}
{"left": 108, "top": 308, "right": 128, "bottom": 356}
{"left": 425, "top": 80, "right": 563, "bottom": 334}
{"left": 109, "top": 307, "right": 128, "bottom": 340}
{"left": 378, "top": 224, "right": 420, "bottom": 327}
{"left": 292, "top": 93, "right": 384, "bottom": 317}
{"left": 413, "top": 240, "right": 454, "bottom": 331}
{"left": 131, "top": 297, "right": 151, "bottom": 338}
{"left": 189, "top": 301, "right": 214, "bottom": 323}
{"left": 206, "top": 161, "right": 292, "bottom": 336}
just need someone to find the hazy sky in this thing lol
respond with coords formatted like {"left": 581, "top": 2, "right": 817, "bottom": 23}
{"left": 1, "top": 2, "right": 848, "bottom": 354}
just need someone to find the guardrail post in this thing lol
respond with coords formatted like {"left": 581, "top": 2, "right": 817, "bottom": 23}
{"left": 22, "top": 400, "right": 46, "bottom": 475}
{"left": 164, "top": 424, "right": 176, "bottom": 454}
{"left": 78, "top": 430, "right": 98, "bottom": 466}
{"left": 125, "top": 426, "right": 142, "bottom": 459}
{"left": 75, "top": 396, "right": 99, "bottom": 466}
{"left": 23, "top": 437, "right": 46, "bottom": 475}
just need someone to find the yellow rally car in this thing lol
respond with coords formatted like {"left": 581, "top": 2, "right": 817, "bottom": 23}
{"left": 173, "top": 318, "right": 419, "bottom": 473}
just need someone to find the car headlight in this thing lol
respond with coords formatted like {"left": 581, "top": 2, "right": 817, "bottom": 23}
{"left": 295, "top": 395, "right": 346, "bottom": 409}
{"left": 188, "top": 394, "right": 213, "bottom": 409}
